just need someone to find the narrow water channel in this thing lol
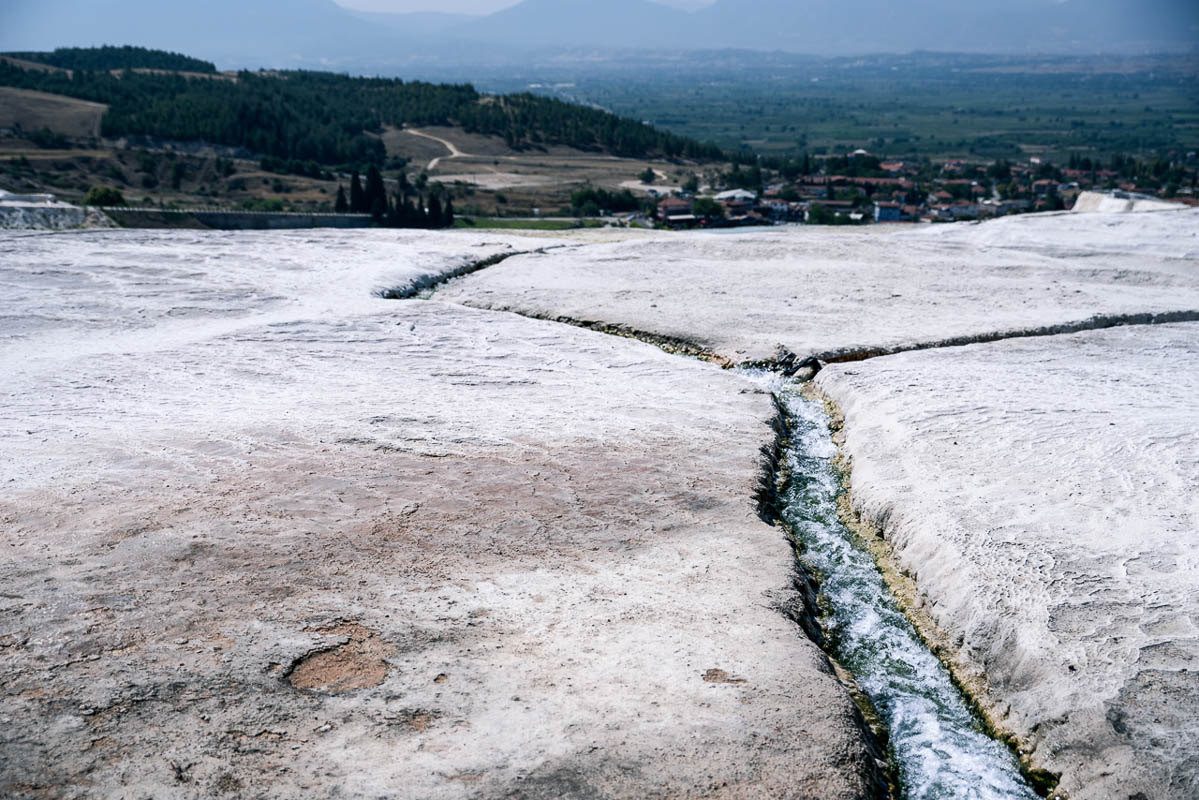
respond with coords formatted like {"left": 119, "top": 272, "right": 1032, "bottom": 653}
{"left": 767, "top": 378, "right": 1040, "bottom": 800}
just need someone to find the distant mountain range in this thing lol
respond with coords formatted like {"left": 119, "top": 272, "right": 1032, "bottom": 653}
{"left": 3, "top": 0, "right": 1195, "bottom": 70}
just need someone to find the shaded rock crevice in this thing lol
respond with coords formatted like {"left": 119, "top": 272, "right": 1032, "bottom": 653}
{"left": 454, "top": 289, "right": 1199, "bottom": 379}
{"left": 800, "top": 309, "right": 1199, "bottom": 373}
{"left": 376, "top": 244, "right": 573, "bottom": 300}
{"left": 463, "top": 305, "right": 735, "bottom": 366}
{"left": 756, "top": 388, "right": 897, "bottom": 799}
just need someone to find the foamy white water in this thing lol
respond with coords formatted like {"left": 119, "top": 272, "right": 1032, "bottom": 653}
{"left": 776, "top": 385, "right": 1038, "bottom": 800}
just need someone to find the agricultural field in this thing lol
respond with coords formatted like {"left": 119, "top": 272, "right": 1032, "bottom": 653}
{"left": 487, "top": 52, "right": 1199, "bottom": 162}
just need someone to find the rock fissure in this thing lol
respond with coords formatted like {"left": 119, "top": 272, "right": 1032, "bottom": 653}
{"left": 414, "top": 276, "right": 1058, "bottom": 797}
{"left": 755, "top": 393, "right": 897, "bottom": 798}
{"left": 448, "top": 296, "right": 1199, "bottom": 380}
{"left": 375, "top": 244, "right": 574, "bottom": 300}
{"left": 769, "top": 382, "right": 1044, "bottom": 799}
{"left": 798, "top": 310, "right": 1199, "bottom": 373}
{"left": 378, "top": 241, "right": 1184, "bottom": 796}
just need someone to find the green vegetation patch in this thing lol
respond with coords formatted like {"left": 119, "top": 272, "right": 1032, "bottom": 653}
{"left": 0, "top": 50, "right": 724, "bottom": 170}
{"left": 5, "top": 46, "right": 217, "bottom": 74}
{"left": 454, "top": 217, "right": 604, "bottom": 230}
{"left": 82, "top": 185, "right": 126, "bottom": 206}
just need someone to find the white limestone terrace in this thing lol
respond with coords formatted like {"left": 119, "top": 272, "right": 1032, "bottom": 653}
{"left": 0, "top": 229, "right": 886, "bottom": 798}
{"left": 0, "top": 190, "right": 115, "bottom": 230}
{"left": 1070, "top": 191, "right": 1181, "bottom": 214}
{"left": 442, "top": 208, "right": 1199, "bottom": 797}
{"left": 817, "top": 323, "right": 1199, "bottom": 800}
{"left": 441, "top": 207, "right": 1199, "bottom": 365}
{"left": 5, "top": 209, "right": 1197, "bottom": 799}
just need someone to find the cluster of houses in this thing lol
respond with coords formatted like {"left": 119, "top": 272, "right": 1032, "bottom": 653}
{"left": 655, "top": 150, "right": 1195, "bottom": 228}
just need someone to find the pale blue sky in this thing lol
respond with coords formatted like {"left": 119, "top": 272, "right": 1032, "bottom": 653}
{"left": 335, "top": 0, "right": 714, "bottom": 14}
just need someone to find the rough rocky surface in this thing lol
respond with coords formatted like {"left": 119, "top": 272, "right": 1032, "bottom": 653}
{"left": 444, "top": 209, "right": 1199, "bottom": 796}
{"left": 817, "top": 323, "right": 1199, "bottom": 800}
{"left": 0, "top": 230, "right": 884, "bottom": 799}
{"left": 442, "top": 208, "right": 1199, "bottom": 363}
{"left": 0, "top": 205, "right": 115, "bottom": 230}
{"left": 1070, "top": 190, "right": 1182, "bottom": 214}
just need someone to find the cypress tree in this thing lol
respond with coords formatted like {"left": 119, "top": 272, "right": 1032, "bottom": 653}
{"left": 334, "top": 185, "right": 348, "bottom": 213}
{"left": 365, "top": 166, "right": 386, "bottom": 216}
{"left": 443, "top": 198, "right": 454, "bottom": 228}
{"left": 428, "top": 195, "right": 444, "bottom": 229}
{"left": 400, "top": 196, "right": 417, "bottom": 228}
{"left": 414, "top": 197, "right": 426, "bottom": 227}
{"left": 386, "top": 192, "right": 400, "bottom": 227}
{"left": 349, "top": 171, "right": 364, "bottom": 213}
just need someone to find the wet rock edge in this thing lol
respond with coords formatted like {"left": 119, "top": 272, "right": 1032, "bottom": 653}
{"left": 810, "top": 385, "right": 1064, "bottom": 799}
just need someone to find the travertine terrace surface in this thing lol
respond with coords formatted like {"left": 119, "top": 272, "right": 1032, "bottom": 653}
{"left": 817, "top": 323, "right": 1199, "bottom": 800}
{"left": 443, "top": 208, "right": 1199, "bottom": 363}
{"left": 446, "top": 208, "right": 1199, "bottom": 796}
{"left": 0, "top": 230, "right": 883, "bottom": 798}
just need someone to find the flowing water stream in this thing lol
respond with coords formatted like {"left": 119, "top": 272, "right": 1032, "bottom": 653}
{"left": 766, "top": 377, "right": 1040, "bottom": 800}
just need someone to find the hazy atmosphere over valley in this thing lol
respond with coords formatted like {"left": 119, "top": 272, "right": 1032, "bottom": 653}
{"left": 2, "top": 0, "right": 1197, "bottom": 67}
{"left": 1, "top": 1, "right": 1197, "bottom": 799}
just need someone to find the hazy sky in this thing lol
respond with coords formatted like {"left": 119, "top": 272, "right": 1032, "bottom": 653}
{"left": 335, "top": 0, "right": 714, "bottom": 14}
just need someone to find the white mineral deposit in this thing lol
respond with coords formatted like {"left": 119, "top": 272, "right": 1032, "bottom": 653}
{"left": 443, "top": 206, "right": 1199, "bottom": 364}
{"left": 0, "top": 229, "right": 884, "bottom": 798}
{"left": 3, "top": 203, "right": 1196, "bottom": 799}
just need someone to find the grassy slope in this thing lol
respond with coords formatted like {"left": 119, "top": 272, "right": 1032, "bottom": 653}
{"left": 0, "top": 86, "right": 107, "bottom": 138}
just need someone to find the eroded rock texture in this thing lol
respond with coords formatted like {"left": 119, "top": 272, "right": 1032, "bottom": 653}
{"left": 0, "top": 230, "right": 884, "bottom": 799}
{"left": 443, "top": 209, "right": 1199, "bottom": 363}
{"left": 446, "top": 209, "right": 1199, "bottom": 797}
{"left": 818, "top": 323, "right": 1199, "bottom": 799}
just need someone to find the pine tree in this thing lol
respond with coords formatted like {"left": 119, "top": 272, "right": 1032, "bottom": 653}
{"left": 349, "top": 171, "right": 365, "bottom": 213}
{"left": 334, "top": 185, "right": 348, "bottom": 213}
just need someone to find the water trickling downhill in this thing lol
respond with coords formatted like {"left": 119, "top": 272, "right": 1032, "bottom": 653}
{"left": 771, "top": 381, "right": 1039, "bottom": 800}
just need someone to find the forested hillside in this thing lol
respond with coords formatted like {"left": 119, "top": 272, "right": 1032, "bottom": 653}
{"left": 6, "top": 46, "right": 217, "bottom": 74}
{"left": 0, "top": 51, "right": 723, "bottom": 167}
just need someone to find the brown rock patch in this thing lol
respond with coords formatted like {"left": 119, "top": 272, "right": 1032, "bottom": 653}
{"left": 702, "top": 668, "right": 748, "bottom": 685}
{"left": 286, "top": 624, "right": 392, "bottom": 694}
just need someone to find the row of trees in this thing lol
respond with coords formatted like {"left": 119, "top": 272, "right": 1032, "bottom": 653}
{"left": 568, "top": 187, "right": 645, "bottom": 216}
{"left": 456, "top": 93, "right": 724, "bottom": 161}
{"left": 334, "top": 166, "right": 454, "bottom": 228}
{"left": 259, "top": 156, "right": 333, "bottom": 180}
